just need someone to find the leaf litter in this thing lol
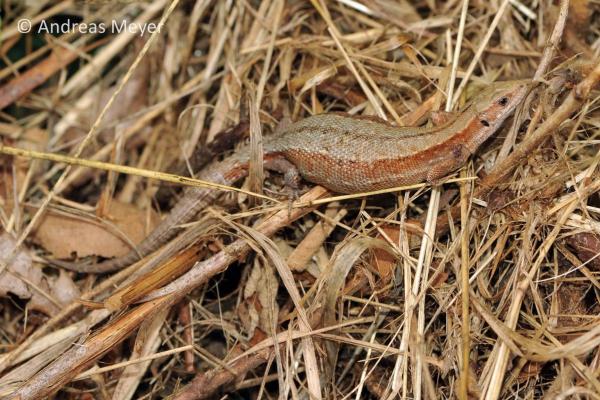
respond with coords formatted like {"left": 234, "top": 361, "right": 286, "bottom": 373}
{"left": 0, "top": 1, "right": 600, "bottom": 399}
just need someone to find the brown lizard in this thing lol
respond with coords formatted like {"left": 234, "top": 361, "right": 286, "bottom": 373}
{"left": 57, "top": 79, "right": 530, "bottom": 273}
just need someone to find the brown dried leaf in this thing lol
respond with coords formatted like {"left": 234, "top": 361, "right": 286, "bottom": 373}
{"left": 369, "top": 225, "right": 398, "bottom": 285}
{"left": 34, "top": 200, "right": 159, "bottom": 259}
{"left": 370, "top": 224, "right": 421, "bottom": 285}
{"left": 0, "top": 234, "right": 36, "bottom": 300}
{"left": 0, "top": 233, "right": 79, "bottom": 315}
{"left": 50, "top": 270, "right": 81, "bottom": 306}
{"left": 243, "top": 259, "right": 279, "bottom": 334}
{"left": 568, "top": 0, "right": 591, "bottom": 28}
{"left": 565, "top": 232, "right": 600, "bottom": 271}
{"left": 556, "top": 283, "right": 588, "bottom": 328}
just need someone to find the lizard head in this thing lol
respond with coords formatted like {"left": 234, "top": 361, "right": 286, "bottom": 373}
{"left": 472, "top": 79, "right": 531, "bottom": 131}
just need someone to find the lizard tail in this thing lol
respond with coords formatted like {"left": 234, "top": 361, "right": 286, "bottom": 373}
{"left": 54, "top": 156, "right": 250, "bottom": 273}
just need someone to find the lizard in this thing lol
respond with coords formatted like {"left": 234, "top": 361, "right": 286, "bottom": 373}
{"left": 56, "top": 79, "right": 530, "bottom": 273}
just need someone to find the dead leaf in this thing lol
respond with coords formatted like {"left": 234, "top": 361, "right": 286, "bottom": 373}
{"left": 568, "top": 0, "right": 591, "bottom": 28}
{"left": 242, "top": 259, "right": 279, "bottom": 334}
{"left": 370, "top": 225, "right": 400, "bottom": 285}
{"left": 34, "top": 200, "right": 160, "bottom": 259}
{"left": 0, "top": 233, "right": 79, "bottom": 315}
{"left": 556, "top": 283, "right": 588, "bottom": 328}
{"left": 565, "top": 232, "right": 600, "bottom": 271}
{"left": 50, "top": 270, "right": 81, "bottom": 305}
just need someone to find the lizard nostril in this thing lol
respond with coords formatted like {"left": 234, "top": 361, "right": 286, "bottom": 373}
{"left": 498, "top": 97, "right": 509, "bottom": 106}
{"left": 480, "top": 119, "right": 490, "bottom": 127}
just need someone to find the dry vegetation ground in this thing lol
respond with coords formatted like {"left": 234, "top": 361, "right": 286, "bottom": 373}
{"left": 1, "top": 0, "right": 600, "bottom": 399}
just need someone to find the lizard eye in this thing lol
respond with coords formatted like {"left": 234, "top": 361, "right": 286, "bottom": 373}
{"left": 480, "top": 119, "right": 490, "bottom": 127}
{"left": 498, "top": 96, "right": 509, "bottom": 106}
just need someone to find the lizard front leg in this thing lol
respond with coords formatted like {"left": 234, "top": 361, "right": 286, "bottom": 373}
{"left": 263, "top": 155, "right": 302, "bottom": 198}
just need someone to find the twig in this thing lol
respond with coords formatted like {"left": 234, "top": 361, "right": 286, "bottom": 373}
{"left": 172, "top": 345, "right": 274, "bottom": 400}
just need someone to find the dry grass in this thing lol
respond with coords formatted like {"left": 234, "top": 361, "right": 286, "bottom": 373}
{"left": 1, "top": 0, "right": 600, "bottom": 399}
